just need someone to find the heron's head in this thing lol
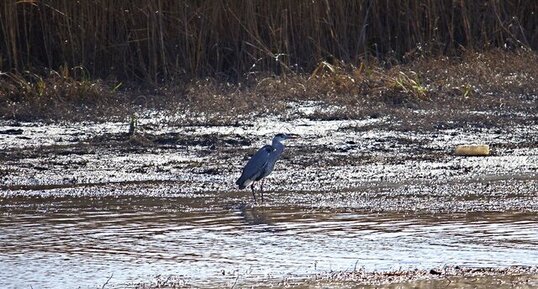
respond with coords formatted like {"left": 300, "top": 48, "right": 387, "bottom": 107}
{"left": 273, "top": 133, "right": 298, "bottom": 143}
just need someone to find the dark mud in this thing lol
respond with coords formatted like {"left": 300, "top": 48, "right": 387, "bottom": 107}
{"left": 0, "top": 101, "right": 537, "bottom": 288}
{"left": 284, "top": 266, "right": 538, "bottom": 289}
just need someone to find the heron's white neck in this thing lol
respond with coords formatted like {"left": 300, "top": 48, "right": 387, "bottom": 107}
{"left": 272, "top": 138, "right": 285, "bottom": 154}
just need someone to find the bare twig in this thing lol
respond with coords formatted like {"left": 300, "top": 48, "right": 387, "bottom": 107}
{"left": 230, "top": 273, "right": 240, "bottom": 289}
{"left": 101, "top": 273, "right": 113, "bottom": 289}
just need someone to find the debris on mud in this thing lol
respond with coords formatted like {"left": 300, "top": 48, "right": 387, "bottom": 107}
{"left": 132, "top": 266, "right": 538, "bottom": 288}
{"left": 309, "top": 265, "right": 538, "bottom": 285}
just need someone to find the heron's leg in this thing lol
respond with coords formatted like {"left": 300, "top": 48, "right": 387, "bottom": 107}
{"left": 250, "top": 183, "right": 257, "bottom": 204}
{"left": 260, "top": 179, "right": 265, "bottom": 203}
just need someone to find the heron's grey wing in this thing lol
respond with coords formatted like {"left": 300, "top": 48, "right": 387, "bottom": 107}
{"left": 242, "top": 145, "right": 273, "bottom": 178}
{"left": 237, "top": 145, "right": 273, "bottom": 184}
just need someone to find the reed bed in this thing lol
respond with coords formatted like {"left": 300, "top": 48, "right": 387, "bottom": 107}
{"left": 1, "top": 0, "right": 536, "bottom": 82}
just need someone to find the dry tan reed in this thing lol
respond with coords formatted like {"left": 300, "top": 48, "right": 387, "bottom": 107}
{"left": 1, "top": 0, "right": 536, "bottom": 82}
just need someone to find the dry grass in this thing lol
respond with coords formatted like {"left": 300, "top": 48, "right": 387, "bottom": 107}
{"left": 0, "top": 49, "right": 536, "bottom": 122}
{"left": 180, "top": 48, "right": 537, "bottom": 112}
{"left": 408, "top": 50, "right": 538, "bottom": 99}
{"left": 0, "top": 69, "right": 125, "bottom": 121}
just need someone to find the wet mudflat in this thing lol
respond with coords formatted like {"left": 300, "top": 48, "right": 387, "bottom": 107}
{"left": 0, "top": 102, "right": 537, "bottom": 288}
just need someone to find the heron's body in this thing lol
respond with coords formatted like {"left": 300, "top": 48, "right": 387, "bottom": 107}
{"left": 236, "top": 134, "right": 292, "bottom": 203}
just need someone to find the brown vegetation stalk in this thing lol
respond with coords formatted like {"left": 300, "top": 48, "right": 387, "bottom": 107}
{"left": 1, "top": 0, "right": 536, "bottom": 82}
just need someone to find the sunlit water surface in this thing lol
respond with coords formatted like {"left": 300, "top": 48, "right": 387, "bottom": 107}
{"left": 1, "top": 192, "right": 537, "bottom": 288}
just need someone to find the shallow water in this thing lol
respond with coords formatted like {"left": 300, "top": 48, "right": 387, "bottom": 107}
{"left": 1, "top": 187, "right": 537, "bottom": 288}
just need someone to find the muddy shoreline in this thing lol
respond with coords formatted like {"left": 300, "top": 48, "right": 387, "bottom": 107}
{"left": 130, "top": 265, "right": 538, "bottom": 288}
{"left": 1, "top": 102, "right": 536, "bottom": 212}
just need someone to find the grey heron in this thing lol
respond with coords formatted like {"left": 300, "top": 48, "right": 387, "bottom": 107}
{"left": 236, "top": 133, "right": 296, "bottom": 203}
